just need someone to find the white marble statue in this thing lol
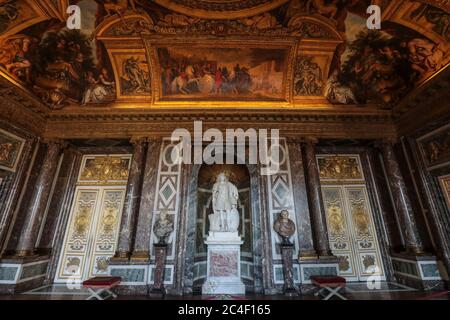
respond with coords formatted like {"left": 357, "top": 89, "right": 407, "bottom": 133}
{"left": 209, "top": 173, "right": 240, "bottom": 233}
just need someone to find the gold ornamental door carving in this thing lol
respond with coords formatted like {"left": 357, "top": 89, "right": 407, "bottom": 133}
{"left": 317, "top": 155, "right": 385, "bottom": 281}
{"left": 55, "top": 155, "right": 131, "bottom": 282}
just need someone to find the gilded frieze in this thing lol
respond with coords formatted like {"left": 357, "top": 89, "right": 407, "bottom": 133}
{"left": 317, "top": 155, "right": 363, "bottom": 181}
{"left": 79, "top": 156, "right": 131, "bottom": 184}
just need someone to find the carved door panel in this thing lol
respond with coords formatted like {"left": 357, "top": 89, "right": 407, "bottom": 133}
{"left": 342, "top": 186, "right": 384, "bottom": 281}
{"left": 56, "top": 188, "right": 100, "bottom": 282}
{"left": 322, "top": 187, "right": 359, "bottom": 280}
{"left": 55, "top": 187, "right": 125, "bottom": 282}
{"left": 318, "top": 154, "right": 385, "bottom": 281}
{"left": 86, "top": 189, "right": 125, "bottom": 278}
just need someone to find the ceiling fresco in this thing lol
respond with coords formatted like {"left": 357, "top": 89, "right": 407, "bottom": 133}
{"left": 0, "top": 0, "right": 448, "bottom": 110}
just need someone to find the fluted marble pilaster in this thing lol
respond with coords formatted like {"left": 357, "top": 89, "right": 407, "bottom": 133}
{"left": 380, "top": 141, "right": 424, "bottom": 254}
{"left": 115, "top": 137, "right": 147, "bottom": 259}
{"left": 14, "top": 140, "right": 65, "bottom": 257}
{"left": 131, "top": 139, "right": 162, "bottom": 260}
{"left": 302, "top": 137, "right": 332, "bottom": 257}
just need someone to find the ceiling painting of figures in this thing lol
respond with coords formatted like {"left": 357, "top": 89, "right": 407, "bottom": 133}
{"left": 151, "top": 43, "right": 291, "bottom": 102}
{"left": 0, "top": 0, "right": 447, "bottom": 110}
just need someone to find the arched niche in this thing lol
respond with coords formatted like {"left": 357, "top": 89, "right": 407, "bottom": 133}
{"left": 181, "top": 154, "right": 267, "bottom": 294}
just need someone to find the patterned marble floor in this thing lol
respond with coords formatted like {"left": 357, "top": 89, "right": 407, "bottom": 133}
{"left": 0, "top": 282, "right": 447, "bottom": 300}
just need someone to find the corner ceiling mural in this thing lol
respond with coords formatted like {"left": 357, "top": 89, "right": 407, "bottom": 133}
{"left": 0, "top": 0, "right": 448, "bottom": 110}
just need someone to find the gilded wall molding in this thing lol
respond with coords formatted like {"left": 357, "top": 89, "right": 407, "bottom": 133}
{"left": 43, "top": 113, "right": 396, "bottom": 140}
{"left": 417, "top": 0, "right": 450, "bottom": 13}
{"left": 153, "top": 0, "right": 291, "bottom": 20}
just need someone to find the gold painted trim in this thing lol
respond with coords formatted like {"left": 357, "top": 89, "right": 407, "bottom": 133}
{"left": 94, "top": 13, "right": 154, "bottom": 39}
{"left": 153, "top": 0, "right": 290, "bottom": 20}
{"left": 439, "top": 175, "right": 450, "bottom": 211}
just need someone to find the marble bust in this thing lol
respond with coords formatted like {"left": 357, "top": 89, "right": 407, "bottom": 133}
{"left": 274, "top": 209, "right": 296, "bottom": 245}
{"left": 153, "top": 210, "right": 174, "bottom": 244}
{"left": 209, "top": 172, "right": 240, "bottom": 233}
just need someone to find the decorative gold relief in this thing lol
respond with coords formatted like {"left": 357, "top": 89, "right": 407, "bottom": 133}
{"left": 338, "top": 256, "right": 350, "bottom": 272}
{"left": 0, "top": 0, "right": 46, "bottom": 38}
{"left": 80, "top": 156, "right": 130, "bottom": 183}
{"left": 318, "top": 155, "right": 363, "bottom": 181}
{"left": 327, "top": 204, "right": 345, "bottom": 237}
{"left": 74, "top": 206, "right": 92, "bottom": 236}
{"left": 0, "top": 142, "right": 13, "bottom": 161}
{"left": 0, "top": 129, "right": 25, "bottom": 172}
{"left": 362, "top": 255, "right": 376, "bottom": 271}
{"left": 95, "top": 257, "right": 109, "bottom": 273}
{"left": 65, "top": 257, "right": 81, "bottom": 274}
{"left": 101, "top": 207, "right": 117, "bottom": 234}
{"left": 350, "top": 202, "right": 370, "bottom": 237}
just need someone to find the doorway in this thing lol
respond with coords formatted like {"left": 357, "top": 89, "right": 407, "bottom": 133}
{"left": 318, "top": 154, "right": 385, "bottom": 281}
{"left": 54, "top": 155, "right": 130, "bottom": 283}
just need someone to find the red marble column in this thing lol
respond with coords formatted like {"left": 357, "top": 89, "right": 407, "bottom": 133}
{"left": 14, "top": 140, "right": 64, "bottom": 257}
{"left": 380, "top": 141, "right": 424, "bottom": 254}
{"left": 131, "top": 139, "right": 162, "bottom": 261}
{"left": 286, "top": 138, "right": 316, "bottom": 258}
{"left": 114, "top": 137, "right": 147, "bottom": 259}
{"left": 302, "top": 137, "right": 332, "bottom": 257}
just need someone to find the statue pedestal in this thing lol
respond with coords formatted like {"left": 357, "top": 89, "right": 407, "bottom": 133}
{"left": 202, "top": 232, "right": 246, "bottom": 295}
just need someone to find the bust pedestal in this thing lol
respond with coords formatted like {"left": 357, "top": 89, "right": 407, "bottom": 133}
{"left": 149, "top": 243, "right": 168, "bottom": 298}
{"left": 280, "top": 243, "right": 298, "bottom": 296}
{"left": 202, "top": 232, "right": 246, "bottom": 295}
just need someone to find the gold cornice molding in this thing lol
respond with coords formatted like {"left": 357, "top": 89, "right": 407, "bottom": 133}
{"left": 0, "top": 71, "right": 50, "bottom": 117}
{"left": 0, "top": 94, "right": 46, "bottom": 136}
{"left": 417, "top": 0, "right": 450, "bottom": 13}
{"left": 153, "top": 0, "right": 291, "bottom": 20}
{"left": 46, "top": 107, "right": 393, "bottom": 122}
{"left": 43, "top": 115, "right": 397, "bottom": 141}
{"left": 394, "top": 64, "right": 450, "bottom": 136}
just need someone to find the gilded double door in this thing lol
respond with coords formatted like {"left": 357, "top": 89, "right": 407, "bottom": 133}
{"left": 55, "top": 186, "right": 126, "bottom": 282}
{"left": 318, "top": 155, "right": 385, "bottom": 281}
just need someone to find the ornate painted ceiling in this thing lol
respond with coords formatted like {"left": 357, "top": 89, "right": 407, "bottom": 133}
{"left": 0, "top": 0, "right": 448, "bottom": 115}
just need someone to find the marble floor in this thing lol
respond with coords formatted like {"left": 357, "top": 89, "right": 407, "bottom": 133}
{"left": 0, "top": 282, "right": 448, "bottom": 300}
